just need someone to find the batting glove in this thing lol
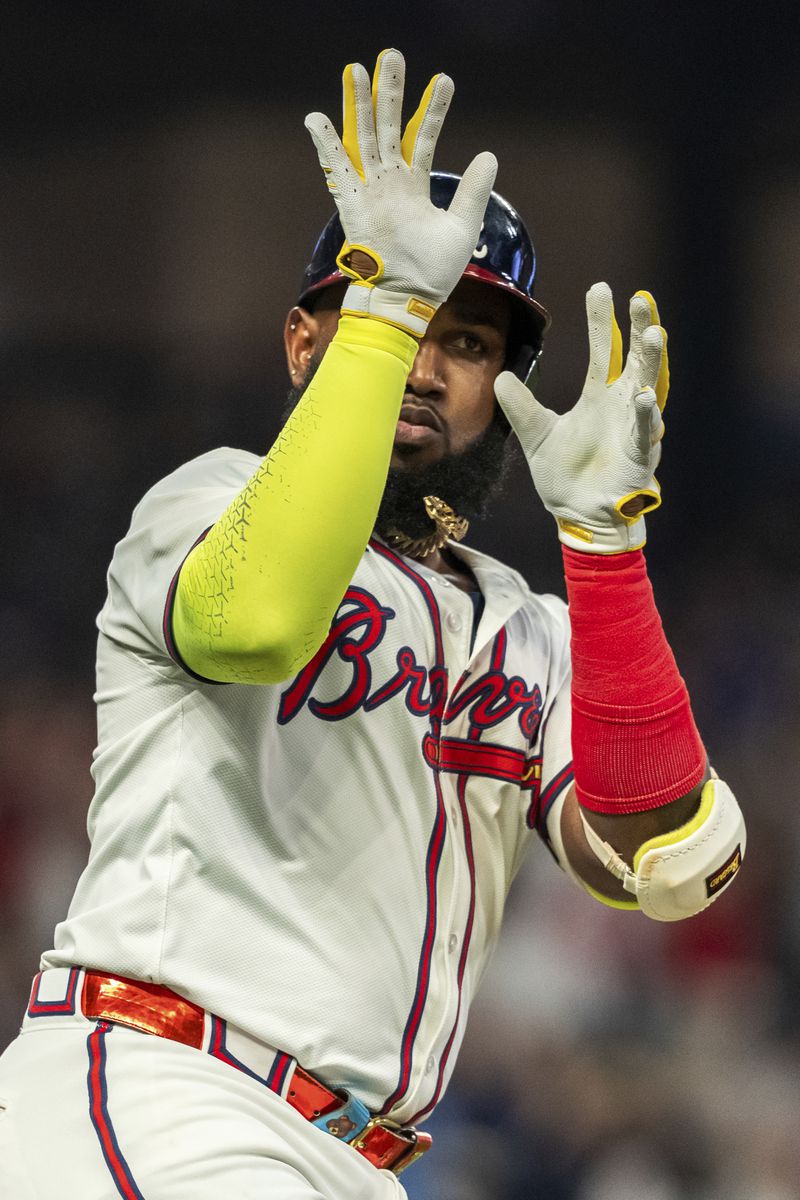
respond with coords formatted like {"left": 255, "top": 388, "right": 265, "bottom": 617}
{"left": 495, "top": 284, "right": 669, "bottom": 553}
{"left": 304, "top": 48, "right": 497, "bottom": 338}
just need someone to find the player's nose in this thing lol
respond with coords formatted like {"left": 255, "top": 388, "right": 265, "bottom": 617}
{"left": 406, "top": 339, "right": 445, "bottom": 398}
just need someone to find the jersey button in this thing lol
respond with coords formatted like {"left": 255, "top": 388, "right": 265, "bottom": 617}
{"left": 445, "top": 611, "right": 463, "bottom": 633}
{"left": 425, "top": 1055, "right": 436, "bottom": 1074}
{"left": 448, "top": 933, "right": 459, "bottom": 953}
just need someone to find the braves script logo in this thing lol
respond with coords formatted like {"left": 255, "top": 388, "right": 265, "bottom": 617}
{"left": 278, "top": 587, "right": 542, "bottom": 740}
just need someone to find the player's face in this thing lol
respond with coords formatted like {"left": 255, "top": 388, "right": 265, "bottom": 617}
{"left": 284, "top": 277, "right": 512, "bottom": 471}
{"left": 390, "top": 278, "right": 512, "bottom": 469}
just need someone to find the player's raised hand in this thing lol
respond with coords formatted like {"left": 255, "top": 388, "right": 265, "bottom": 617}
{"left": 495, "top": 283, "right": 669, "bottom": 553}
{"left": 304, "top": 49, "right": 497, "bottom": 338}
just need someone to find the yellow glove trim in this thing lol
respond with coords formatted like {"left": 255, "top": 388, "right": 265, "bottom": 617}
{"left": 633, "top": 778, "right": 716, "bottom": 873}
{"left": 407, "top": 297, "right": 436, "bottom": 321}
{"left": 172, "top": 317, "right": 417, "bottom": 684}
{"left": 558, "top": 518, "right": 593, "bottom": 543}
{"left": 342, "top": 63, "right": 366, "bottom": 181}
{"left": 655, "top": 325, "right": 669, "bottom": 412}
{"left": 614, "top": 486, "right": 662, "bottom": 523}
{"left": 400, "top": 73, "right": 442, "bottom": 167}
{"left": 335, "top": 242, "right": 385, "bottom": 285}
{"left": 606, "top": 309, "right": 623, "bottom": 384}
{"left": 582, "top": 881, "right": 640, "bottom": 911}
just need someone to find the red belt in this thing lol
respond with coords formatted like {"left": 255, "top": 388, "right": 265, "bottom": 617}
{"left": 80, "top": 971, "right": 431, "bottom": 1176}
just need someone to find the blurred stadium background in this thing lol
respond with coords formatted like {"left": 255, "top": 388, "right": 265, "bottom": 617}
{"left": 2, "top": 3, "right": 799, "bottom": 1197}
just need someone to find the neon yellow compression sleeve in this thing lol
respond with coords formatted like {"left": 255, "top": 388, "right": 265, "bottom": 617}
{"left": 171, "top": 315, "right": 417, "bottom": 684}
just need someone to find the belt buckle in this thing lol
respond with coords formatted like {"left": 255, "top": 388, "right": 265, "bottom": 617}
{"left": 350, "top": 1116, "right": 433, "bottom": 1176}
{"left": 392, "top": 1128, "right": 433, "bottom": 1176}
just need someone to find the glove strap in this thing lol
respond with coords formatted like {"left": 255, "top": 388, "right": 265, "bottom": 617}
{"left": 341, "top": 282, "right": 437, "bottom": 339}
{"left": 578, "top": 810, "right": 638, "bottom": 894}
{"left": 556, "top": 514, "right": 647, "bottom": 554}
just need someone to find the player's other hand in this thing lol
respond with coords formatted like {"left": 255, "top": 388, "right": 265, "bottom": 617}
{"left": 495, "top": 284, "right": 669, "bottom": 553}
{"left": 304, "top": 49, "right": 497, "bottom": 338}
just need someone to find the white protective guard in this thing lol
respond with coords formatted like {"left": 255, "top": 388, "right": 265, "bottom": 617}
{"left": 579, "top": 777, "right": 746, "bottom": 922}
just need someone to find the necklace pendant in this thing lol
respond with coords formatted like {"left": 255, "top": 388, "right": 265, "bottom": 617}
{"left": 385, "top": 496, "right": 469, "bottom": 559}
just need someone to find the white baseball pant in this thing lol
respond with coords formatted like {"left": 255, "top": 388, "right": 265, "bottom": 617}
{"left": 0, "top": 1008, "right": 408, "bottom": 1199}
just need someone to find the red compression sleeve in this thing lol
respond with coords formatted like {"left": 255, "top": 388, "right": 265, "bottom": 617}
{"left": 563, "top": 546, "right": 706, "bottom": 815}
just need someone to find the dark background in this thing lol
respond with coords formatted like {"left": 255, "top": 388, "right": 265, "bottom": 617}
{"left": 2, "top": 4, "right": 800, "bottom": 1197}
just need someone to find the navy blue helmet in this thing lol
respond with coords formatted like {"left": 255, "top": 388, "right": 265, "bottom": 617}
{"left": 297, "top": 171, "right": 550, "bottom": 381}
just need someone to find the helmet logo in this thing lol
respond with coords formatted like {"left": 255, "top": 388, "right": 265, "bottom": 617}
{"left": 473, "top": 222, "right": 488, "bottom": 260}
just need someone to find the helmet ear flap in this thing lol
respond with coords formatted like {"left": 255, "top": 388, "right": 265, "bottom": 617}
{"left": 521, "top": 347, "right": 542, "bottom": 390}
{"left": 506, "top": 342, "right": 540, "bottom": 384}
{"left": 497, "top": 343, "right": 542, "bottom": 437}
{"left": 504, "top": 291, "right": 544, "bottom": 385}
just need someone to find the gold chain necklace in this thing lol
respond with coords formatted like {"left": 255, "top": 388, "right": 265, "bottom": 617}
{"left": 384, "top": 495, "right": 469, "bottom": 559}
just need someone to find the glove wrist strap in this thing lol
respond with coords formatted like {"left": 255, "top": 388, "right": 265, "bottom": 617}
{"left": 557, "top": 515, "right": 646, "bottom": 554}
{"left": 341, "top": 282, "right": 437, "bottom": 339}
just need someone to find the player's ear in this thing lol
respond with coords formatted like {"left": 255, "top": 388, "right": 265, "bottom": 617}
{"left": 284, "top": 306, "right": 320, "bottom": 384}
{"left": 284, "top": 287, "right": 346, "bottom": 384}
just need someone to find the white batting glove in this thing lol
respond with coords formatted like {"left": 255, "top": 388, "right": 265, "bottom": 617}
{"left": 495, "top": 284, "right": 670, "bottom": 553}
{"left": 304, "top": 48, "right": 497, "bottom": 338}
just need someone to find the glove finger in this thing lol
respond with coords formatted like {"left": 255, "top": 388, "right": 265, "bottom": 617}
{"left": 372, "top": 48, "right": 406, "bottom": 164}
{"left": 631, "top": 387, "right": 662, "bottom": 462}
{"left": 342, "top": 61, "right": 378, "bottom": 180}
{"left": 634, "top": 288, "right": 661, "bottom": 326}
{"left": 639, "top": 325, "right": 664, "bottom": 394}
{"left": 400, "top": 72, "right": 454, "bottom": 176}
{"left": 447, "top": 151, "right": 498, "bottom": 231}
{"left": 585, "top": 282, "right": 623, "bottom": 392}
{"left": 304, "top": 112, "right": 354, "bottom": 197}
{"left": 608, "top": 312, "right": 623, "bottom": 383}
{"left": 632, "top": 291, "right": 669, "bottom": 410}
{"left": 627, "top": 291, "right": 653, "bottom": 367}
{"left": 494, "top": 370, "right": 556, "bottom": 454}
{"left": 654, "top": 325, "right": 669, "bottom": 412}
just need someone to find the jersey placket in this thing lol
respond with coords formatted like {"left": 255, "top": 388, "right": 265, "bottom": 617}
{"left": 400, "top": 555, "right": 536, "bottom": 1123}
{"left": 419, "top": 610, "right": 509, "bottom": 1121}
{"left": 405, "top": 577, "right": 476, "bottom": 1118}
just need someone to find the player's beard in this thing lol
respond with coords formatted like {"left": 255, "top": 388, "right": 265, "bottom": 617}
{"left": 374, "top": 412, "right": 512, "bottom": 539}
{"left": 281, "top": 353, "right": 516, "bottom": 541}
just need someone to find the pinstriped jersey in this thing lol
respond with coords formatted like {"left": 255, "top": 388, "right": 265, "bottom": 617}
{"left": 44, "top": 448, "right": 574, "bottom": 1125}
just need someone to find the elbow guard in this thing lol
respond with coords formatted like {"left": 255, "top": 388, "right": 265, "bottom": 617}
{"left": 580, "top": 777, "right": 745, "bottom": 922}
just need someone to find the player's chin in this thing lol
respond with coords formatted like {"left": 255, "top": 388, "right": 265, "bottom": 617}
{"left": 389, "top": 442, "right": 445, "bottom": 471}
{"left": 391, "top": 427, "right": 447, "bottom": 469}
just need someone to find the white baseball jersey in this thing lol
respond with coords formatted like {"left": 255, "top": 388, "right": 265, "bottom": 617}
{"left": 43, "top": 447, "right": 574, "bottom": 1126}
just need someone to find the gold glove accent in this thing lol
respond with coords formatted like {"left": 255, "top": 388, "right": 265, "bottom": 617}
{"left": 384, "top": 496, "right": 469, "bottom": 558}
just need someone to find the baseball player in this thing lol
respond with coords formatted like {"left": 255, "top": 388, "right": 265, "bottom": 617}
{"left": 0, "top": 49, "right": 744, "bottom": 1199}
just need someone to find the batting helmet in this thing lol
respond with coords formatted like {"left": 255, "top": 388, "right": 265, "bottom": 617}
{"left": 297, "top": 171, "right": 550, "bottom": 382}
